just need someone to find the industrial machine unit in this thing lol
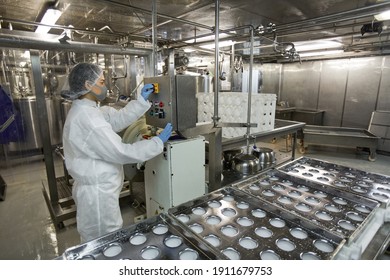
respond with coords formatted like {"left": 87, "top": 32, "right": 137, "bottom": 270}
{"left": 144, "top": 136, "right": 206, "bottom": 218}
{"left": 144, "top": 75, "right": 198, "bottom": 132}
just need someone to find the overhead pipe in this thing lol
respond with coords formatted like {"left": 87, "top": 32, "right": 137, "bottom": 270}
{"left": 0, "top": 17, "right": 129, "bottom": 37}
{"left": 179, "top": 9, "right": 386, "bottom": 48}
{"left": 138, "top": 1, "right": 390, "bottom": 48}
{"left": 129, "top": 0, "right": 215, "bottom": 35}
{"left": 0, "top": 31, "right": 152, "bottom": 56}
{"left": 266, "top": 21, "right": 371, "bottom": 42}
{"left": 99, "top": 0, "right": 241, "bottom": 47}
{"left": 164, "top": 3, "right": 390, "bottom": 50}
{"left": 169, "top": 24, "right": 252, "bottom": 49}
{"left": 3, "top": 2, "right": 390, "bottom": 54}
{"left": 276, "top": 2, "right": 390, "bottom": 33}
{"left": 98, "top": 25, "right": 115, "bottom": 33}
{"left": 232, "top": 27, "right": 390, "bottom": 58}
{"left": 100, "top": 0, "right": 214, "bottom": 31}
{"left": 77, "top": 1, "right": 390, "bottom": 50}
{"left": 266, "top": 2, "right": 390, "bottom": 44}
{"left": 276, "top": 13, "right": 381, "bottom": 36}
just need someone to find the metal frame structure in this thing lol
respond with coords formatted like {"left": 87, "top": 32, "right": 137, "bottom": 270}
{"left": 0, "top": 0, "right": 306, "bottom": 228}
{"left": 0, "top": 32, "right": 154, "bottom": 228}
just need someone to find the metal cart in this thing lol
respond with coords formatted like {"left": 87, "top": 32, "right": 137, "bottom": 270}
{"left": 299, "top": 125, "right": 379, "bottom": 161}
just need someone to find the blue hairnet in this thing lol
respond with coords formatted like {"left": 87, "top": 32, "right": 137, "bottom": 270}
{"left": 61, "top": 63, "right": 103, "bottom": 100}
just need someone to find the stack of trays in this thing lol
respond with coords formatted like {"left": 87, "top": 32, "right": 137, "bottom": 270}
{"left": 278, "top": 157, "right": 390, "bottom": 208}
{"left": 234, "top": 170, "right": 380, "bottom": 240}
{"left": 169, "top": 187, "right": 345, "bottom": 260}
{"left": 59, "top": 157, "right": 388, "bottom": 260}
{"left": 60, "top": 214, "right": 222, "bottom": 260}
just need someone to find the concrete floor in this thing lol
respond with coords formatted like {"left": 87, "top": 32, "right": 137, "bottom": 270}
{"left": 0, "top": 139, "right": 389, "bottom": 260}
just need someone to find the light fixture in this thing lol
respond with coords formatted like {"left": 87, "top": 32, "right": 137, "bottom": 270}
{"left": 200, "top": 40, "right": 235, "bottom": 49}
{"left": 185, "top": 33, "right": 232, "bottom": 44}
{"left": 374, "top": 10, "right": 390, "bottom": 21}
{"left": 293, "top": 40, "right": 343, "bottom": 52}
{"left": 35, "top": 8, "right": 62, "bottom": 34}
{"left": 183, "top": 47, "right": 196, "bottom": 53}
{"left": 299, "top": 49, "right": 344, "bottom": 58}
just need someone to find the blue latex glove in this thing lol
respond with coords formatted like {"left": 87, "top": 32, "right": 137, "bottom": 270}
{"left": 157, "top": 123, "right": 173, "bottom": 143}
{"left": 141, "top": 83, "right": 154, "bottom": 101}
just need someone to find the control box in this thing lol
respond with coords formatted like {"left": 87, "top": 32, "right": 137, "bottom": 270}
{"left": 144, "top": 75, "right": 198, "bottom": 131}
{"left": 144, "top": 137, "right": 206, "bottom": 218}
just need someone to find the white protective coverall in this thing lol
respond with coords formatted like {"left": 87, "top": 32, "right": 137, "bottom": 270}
{"left": 63, "top": 96, "right": 163, "bottom": 243}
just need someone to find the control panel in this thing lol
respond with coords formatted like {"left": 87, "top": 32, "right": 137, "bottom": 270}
{"left": 144, "top": 76, "right": 173, "bottom": 129}
{"left": 144, "top": 75, "right": 198, "bottom": 132}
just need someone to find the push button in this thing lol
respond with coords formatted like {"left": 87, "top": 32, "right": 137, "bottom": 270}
{"left": 158, "top": 109, "right": 166, "bottom": 119}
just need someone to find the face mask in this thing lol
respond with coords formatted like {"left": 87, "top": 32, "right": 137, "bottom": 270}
{"left": 91, "top": 84, "right": 108, "bottom": 101}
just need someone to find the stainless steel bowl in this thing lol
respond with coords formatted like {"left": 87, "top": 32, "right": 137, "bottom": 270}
{"left": 231, "top": 153, "right": 260, "bottom": 175}
{"left": 223, "top": 149, "right": 243, "bottom": 170}
{"left": 252, "top": 147, "right": 276, "bottom": 169}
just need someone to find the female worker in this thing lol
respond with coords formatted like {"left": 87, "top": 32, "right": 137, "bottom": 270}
{"left": 61, "top": 62, "right": 172, "bottom": 243}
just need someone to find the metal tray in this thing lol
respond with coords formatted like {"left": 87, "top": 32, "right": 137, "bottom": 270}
{"left": 233, "top": 169, "right": 380, "bottom": 240}
{"left": 277, "top": 157, "right": 390, "bottom": 207}
{"left": 300, "top": 126, "right": 379, "bottom": 161}
{"left": 168, "top": 187, "right": 345, "bottom": 260}
{"left": 60, "top": 214, "right": 222, "bottom": 260}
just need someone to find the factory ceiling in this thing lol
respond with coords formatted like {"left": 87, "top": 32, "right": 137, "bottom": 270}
{"left": 1, "top": 0, "right": 390, "bottom": 62}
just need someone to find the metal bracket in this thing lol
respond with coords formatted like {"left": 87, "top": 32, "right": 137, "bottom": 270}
{"left": 216, "top": 122, "right": 258, "bottom": 128}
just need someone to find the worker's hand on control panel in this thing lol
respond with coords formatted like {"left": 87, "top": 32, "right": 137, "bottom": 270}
{"left": 141, "top": 83, "right": 154, "bottom": 101}
{"left": 157, "top": 123, "right": 173, "bottom": 143}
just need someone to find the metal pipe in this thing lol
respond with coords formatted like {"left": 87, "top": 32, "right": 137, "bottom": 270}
{"left": 0, "top": 17, "right": 131, "bottom": 38}
{"left": 0, "top": 32, "right": 152, "bottom": 56}
{"left": 30, "top": 50, "right": 58, "bottom": 204}
{"left": 100, "top": 0, "right": 213, "bottom": 31}
{"left": 167, "top": 3, "right": 390, "bottom": 49}
{"left": 129, "top": 0, "right": 215, "bottom": 35}
{"left": 213, "top": 0, "right": 220, "bottom": 127}
{"left": 174, "top": 25, "right": 250, "bottom": 48}
{"left": 246, "top": 26, "right": 254, "bottom": 154}
{"left": 231, "top": 43, "right": 235, "bottom": 74}
{"left": 277, "top": 2, "right": 390, "bottom": 32}
{"left": 98, "top": 25, "right": 114, "bottom": 33}
{"left": 152, "top": 0, "right": 158, "bottom": 76}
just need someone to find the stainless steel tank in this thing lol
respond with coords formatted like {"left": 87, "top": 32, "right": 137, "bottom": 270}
{"left": 60, "top": 99, "right": 72, "bottom": 125}
{"left": 7, "top": 96, "right": 63, "bottom": 152}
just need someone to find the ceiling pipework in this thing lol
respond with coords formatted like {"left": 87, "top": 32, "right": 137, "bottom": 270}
{"left": 2, "top": 1, "right": 390, "bottom": 60}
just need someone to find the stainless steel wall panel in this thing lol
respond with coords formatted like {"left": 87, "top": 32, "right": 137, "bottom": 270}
{"left": 280, "top": 62, "right": 321, "bottom": 109}
{"left": 318, "top": 60, "right": 349, "bottom": 126}
{"left": 342, "top": 57, "right": 382, "bottom": 128}
{"left": 260, "top": 64, "right": 282, "bottom": 97}
{"left": 376, "top": 57, "right": 390, "bottom": 111}
{"left": 263, "top": 55, "right": 390, "bottom": 128}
